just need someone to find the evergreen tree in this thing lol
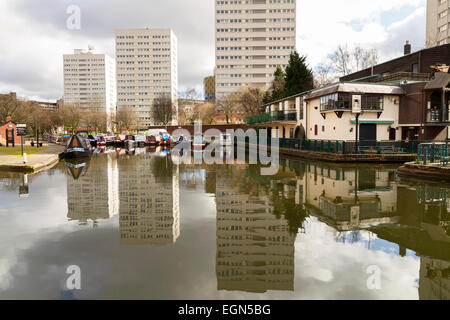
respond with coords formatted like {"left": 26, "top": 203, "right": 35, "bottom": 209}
{"left": 270, "top": 66, "right": 286, "bottom": 101}
{"left": 263, "top": 90, "right": 272, "bottom": 105}
{"left": 284, "top": 51, "right": 314, "bottom": 97}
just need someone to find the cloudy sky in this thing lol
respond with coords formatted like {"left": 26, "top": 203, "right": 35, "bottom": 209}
{"left": 0, "top": 0, "right": 426, "bottom": 101}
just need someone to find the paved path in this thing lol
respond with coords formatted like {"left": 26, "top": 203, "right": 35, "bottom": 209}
{"left": 0, "top": 143, "right": 65, "bottom": 173}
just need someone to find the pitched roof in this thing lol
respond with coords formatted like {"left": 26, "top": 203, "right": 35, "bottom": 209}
{"left": 304, "top": 82, "right": 405, "bottom": 100}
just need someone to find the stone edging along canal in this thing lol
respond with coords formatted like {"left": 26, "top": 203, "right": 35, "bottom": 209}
{"left": 244, "top": 142, "right": 416, "bottom": 163}
{"left": 397, "top": 162, "right": 450, "bottom": 182}
{"left": 277, "top": 147, "right": 416, "bottom": 163}
{"left": 0, "top": 144, "right": 64, "bottom": 174}
{"left": 0, "top": 154, "right": 61, "bottom": 174}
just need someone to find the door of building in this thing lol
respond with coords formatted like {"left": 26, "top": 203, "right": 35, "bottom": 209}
{"left": 359, "top": 124, "right": 376, "bottom": 142}
{"left": 389, "top": 128, "right": 396, "bottom": 141}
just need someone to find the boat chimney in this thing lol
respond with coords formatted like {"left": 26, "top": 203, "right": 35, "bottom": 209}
{"left": 404, "top": 40, "right": 411, "bottom": 55}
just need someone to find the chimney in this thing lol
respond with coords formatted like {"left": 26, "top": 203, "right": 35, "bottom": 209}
{"left": 404, "top": 40, "right": 411, "bottom": 55}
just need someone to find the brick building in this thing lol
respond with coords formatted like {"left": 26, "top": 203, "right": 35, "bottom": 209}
{"left": 0, "top": 116, "right": 21, "bottom": 146}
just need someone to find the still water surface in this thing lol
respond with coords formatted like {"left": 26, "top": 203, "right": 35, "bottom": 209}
{"left": 0, "top": 148, "right": 449, "bottom": 300}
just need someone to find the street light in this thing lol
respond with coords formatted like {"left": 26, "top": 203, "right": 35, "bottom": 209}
{"left": 352, "top": 95, "right": 362, "bottom": 154}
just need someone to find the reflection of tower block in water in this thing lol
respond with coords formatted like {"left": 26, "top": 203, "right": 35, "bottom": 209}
{"left": 215, "top": 167, "right": 297, "bottom": 293}
{"left": 119, "top": 156, "right": 180, "bottom": 245}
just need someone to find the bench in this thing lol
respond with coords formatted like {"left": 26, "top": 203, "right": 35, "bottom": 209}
{"left": 30, "top": 141, "right": 43, "bottom": 147}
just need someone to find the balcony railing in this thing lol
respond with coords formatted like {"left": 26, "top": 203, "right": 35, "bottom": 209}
{"left": 246, "top": 112, "right": 297, "bottom": 125}
{"left": 320, "top": 105, "right": 351, "bottom": 112}
{"left": 426, "top": 108, "right": 450, "bottom": 123}
{"left": 320, "top": 105, "right": 384, "bottom": 112}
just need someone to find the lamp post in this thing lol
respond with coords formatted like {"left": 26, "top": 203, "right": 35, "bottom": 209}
{"left": 352, "top": 95, "right": 362, "bottom": 154}
{"left": 355, "top": 113, "right": 360, "bottom": 154}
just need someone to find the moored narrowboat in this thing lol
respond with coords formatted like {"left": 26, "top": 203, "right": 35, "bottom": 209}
{"left": 63, "top": 131, "right": 92, "bottom": 159}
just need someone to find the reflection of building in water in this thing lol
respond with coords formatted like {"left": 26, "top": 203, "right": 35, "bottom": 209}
{"left": 371, "top": 183, "right": 450, "bottom": 300}
{"left": 215, "top": 166, "right": 296, "bottom": 293}
{"left": 420, "top": 257, "right": 450, "bottom": 300}
{"left": 66, "top": 154, "right": 119, "bottom": 225}
{"left": 301, "top": 163, "right": 398, "bottom": 231}
{"left": 119, "top": 156, "right": 180, "bottom": 245}
{"left": 396, "top": 184, "right": 450, "bottom": 240}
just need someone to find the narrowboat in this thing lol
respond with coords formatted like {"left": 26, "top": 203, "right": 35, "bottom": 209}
{"left": 104, "top": 132, "right": 116, "bottom": 145}
{"left": 135, "top": 132, "right": 146, "bottom": 147}
{"left": 97, "top": 135, "right": 107, "bottom": 147}
{"left": 63, "top": 131, "right": 92, "bottom": 159}
{"left": 88, "top": 135, "right": 98, "bottom": 147}
{"left": 124, "top": 135, "right": 136, "bottom": 148}
{"left": 160, "top": 129, "right": 172, "bottom": 146}
{"left": 146, "top": 129, "right": 163, "bottom": 145}
{"left": 146, "top": 134, "right": 157, "bottom": 146}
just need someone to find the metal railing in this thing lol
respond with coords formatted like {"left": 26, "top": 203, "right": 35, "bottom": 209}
{"left": 279, "top": 139, "right": 417, "bottom": 155}
{"left": 240, "top": 137, "right": 418, "bottom": 155}
{"left": 246, "top": 112, "right": 297, "bottom": 125}
{"left": 417, "top": 143, "right": 450, "bottom": 165}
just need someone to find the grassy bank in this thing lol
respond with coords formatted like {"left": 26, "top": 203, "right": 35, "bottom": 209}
{"left": 0, "top": 147, "right": 48, "bottom": 157}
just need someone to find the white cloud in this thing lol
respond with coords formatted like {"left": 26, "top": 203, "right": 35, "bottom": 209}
{"left": 298, "top": 0, "right": 426, "bottom": 66}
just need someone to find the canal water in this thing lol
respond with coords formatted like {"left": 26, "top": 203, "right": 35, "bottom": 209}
{"left": 0, "top": 148, "right": 449, "bottom": 300}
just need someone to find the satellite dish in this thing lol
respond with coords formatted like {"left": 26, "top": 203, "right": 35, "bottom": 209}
{"left": 88, "top": 45, "right": 95, "bottom": 52}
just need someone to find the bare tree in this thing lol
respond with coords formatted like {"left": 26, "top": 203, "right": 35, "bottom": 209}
{"left": 329, "top": 44, "right": 352, "bottom": 76}
{"left": 216, "top": 94, "right": 238, "bottom": 124}
{"left": 152, "top": 96, "right": 175, "bottom": 126}
{"left": 50, "top": 108, "right": 64, "bottom": 134}
{"left": 0, "top": 93, "right": 29, "bottom": 124}
{"left": 23, "top": 102, "right": 53, "bottom": 138}
{"left": 60, "top": 104, "right": 82, "bottom": 133}
{"left": 328, "top": 44, "right": 378, "bottom": 76}
{"left": 116, "top": 106, "right": 137, "bottom": 133}
{"left": 313, "top": 64, "right": 336, "bottom": 88}
{"left": 85, "top": 111, "right": 108, "bottom": 134}
{"left": 178, "top": 89, "right": 201, "bottom": 125}
{"left": 237, "top": 86, "right": 266, "bottom": 116}
{"left": 354, "top": 46, "right": 378, "bottom": 71}
{"left": 199, "top": 103, "right": 216, "bottom": 124}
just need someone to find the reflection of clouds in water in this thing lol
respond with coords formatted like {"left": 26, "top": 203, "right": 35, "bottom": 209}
{"left": 0, "top": 215, "right": 420, "bottom": 300}
{"left": 0, "top": 170, "right": 69, "bottom": 293}
{"left": 0, "top": 160, "right": 422, "bottom": 300}
{"left": 0, "top": 258, "right": 15, "bottom": 291}
{"left": 295, "top": 217, "right": 419, "bottom": 300}
{"left": 0, "top": 164, "right": 121, "bottom": 294}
